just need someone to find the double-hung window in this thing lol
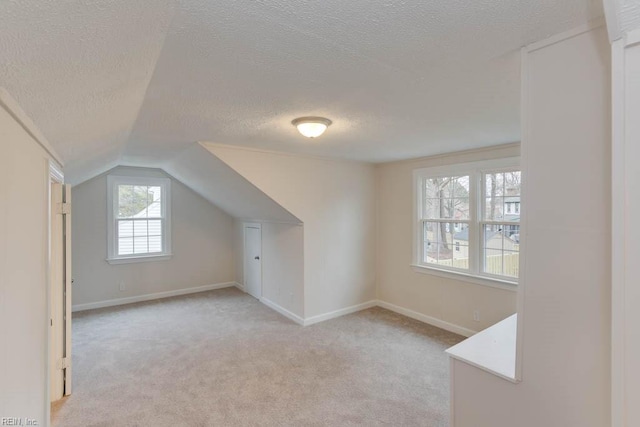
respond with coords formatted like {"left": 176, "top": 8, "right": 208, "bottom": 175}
{"left": 107, "top": 175, "right": 172, "bottom": 264}
{"left": 414, "top": 158, "right": 521, "bottom": 284}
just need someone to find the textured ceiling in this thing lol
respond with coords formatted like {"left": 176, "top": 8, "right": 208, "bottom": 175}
{"left": 0, "top": 0, "right": 603, "bottom": 184}
{"left": 0, "top": 0, "right": 175, "bottom": 183}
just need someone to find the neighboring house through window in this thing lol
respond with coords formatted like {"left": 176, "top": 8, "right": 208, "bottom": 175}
{"left": 107, "top": 175, "right": 172, "bottom": 264}
{"left": 414, "top": 158, "right": 521, "bottom": 283}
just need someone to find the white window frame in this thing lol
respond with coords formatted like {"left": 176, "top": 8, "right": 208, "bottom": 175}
{"left": 106, "top": 175, "right": 172, "bottom": 264}
{"left": 412, "top": 157, "right": 520, "bottom": 289}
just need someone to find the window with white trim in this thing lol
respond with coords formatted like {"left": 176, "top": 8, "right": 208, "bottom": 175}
{"left": 107, "top": 175, "right": 171, "bottom": 263}
{"left": 415, "top": 159, "right": 521, "bottom": 283}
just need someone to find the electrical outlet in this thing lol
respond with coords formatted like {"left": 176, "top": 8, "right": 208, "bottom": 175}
{"left": 119, "top": 281, "right": 126, "bottom": 291}
{"left": 473, "top": 310, "right": 480, "bottom": 322}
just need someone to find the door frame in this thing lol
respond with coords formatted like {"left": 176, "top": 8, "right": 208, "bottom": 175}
{"left": 243, "top": 222, "right": 262, "bottom": 299}
{"left": 49, "top": 176, "right": 64, "bottom": 402}
{"left": 48, "top": 161, "right": 72, "bottom": 404}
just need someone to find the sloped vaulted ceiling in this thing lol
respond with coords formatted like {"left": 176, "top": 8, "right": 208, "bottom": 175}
{"left": 0, "top": 1, "right": 176, "bottom": 184}
{"left": 0, "top": 0, "right": 603, "bottom": 187}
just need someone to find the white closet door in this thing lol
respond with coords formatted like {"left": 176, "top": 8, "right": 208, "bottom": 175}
{"left": 244, "top": 224, "right": 262, "bottom": 299}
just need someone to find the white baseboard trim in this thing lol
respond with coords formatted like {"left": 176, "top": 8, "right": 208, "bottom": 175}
{"left": 304, "top": 300, "right": 378, "bottom": 326}
{"left": 259, "top": 297, "right": 305, "bottom": 326}
{"left": 376, "top": 300, "right": 476, "bottom": 337}
{"left": 72, "top": 282, "right": 237, "bottom": 312}
{"left": 73, "top": 283, "right": 477, "bottom": 337}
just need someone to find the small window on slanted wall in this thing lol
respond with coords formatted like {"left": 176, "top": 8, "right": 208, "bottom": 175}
{"left": 107, "top": 175, "right": 171, "bottom": 264}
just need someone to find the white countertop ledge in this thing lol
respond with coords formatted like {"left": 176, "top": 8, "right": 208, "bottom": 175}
{"left": 445, "top": 313, "right": 519, "bottom": 383}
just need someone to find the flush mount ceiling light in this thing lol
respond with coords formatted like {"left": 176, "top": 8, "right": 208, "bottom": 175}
{"left": 291, "top": 116, "right": 332, "bottom": 138}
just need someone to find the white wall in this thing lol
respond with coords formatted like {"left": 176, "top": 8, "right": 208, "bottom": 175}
{"left": 0, "top": 96, "right": 58, "bottom": 425}
{"left": 261, "top": 222, "right": 304, "bottom": 317}
{"left": 163, "top": 144, "right": 300, "bottom": 223}
{"left": 234, "top": 220, "right": 304, "bottom": 318}
{"left": 376, "top": 144, "right": 519, "bottom": 333}
{"left": 206, "top": 144, "right": 376, "bottom": 318}
{"left": 72, "top": 166, "right": 235, "bottom": 307}
{"left": 621, "top": 37, "right": 640, "bottom": 427}
{"left": 452, "top": 25, "right": 611, "bottom": 427}
{"left": 611, "top": 27, "right": 640, "bottom": 427}
{"left": 588, "top": 6, "right": 640, "bottom": 424}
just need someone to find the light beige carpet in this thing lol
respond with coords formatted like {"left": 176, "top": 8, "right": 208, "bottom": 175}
{"left": 52, "top": 288, "right": 463, "bottom": 426}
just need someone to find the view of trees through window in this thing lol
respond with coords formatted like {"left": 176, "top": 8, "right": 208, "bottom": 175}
{"left": 482, "top": 171, "right": 521, "bottom": 278}
{"left": 118, "top": 185, "right": 157, "bottom": 218}
{"left": 420, "top": 169, "right": 521, "bottom": 280}
{"left": 423, "top": 175, "right": 470, "bottom": 269}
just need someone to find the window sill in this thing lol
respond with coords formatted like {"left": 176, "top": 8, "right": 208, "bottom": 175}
{"left": 106, "top": 254, "right": 172, "bottom": 265}
{"left": 410, "top": 264, "right": 517, "bottom": 291}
